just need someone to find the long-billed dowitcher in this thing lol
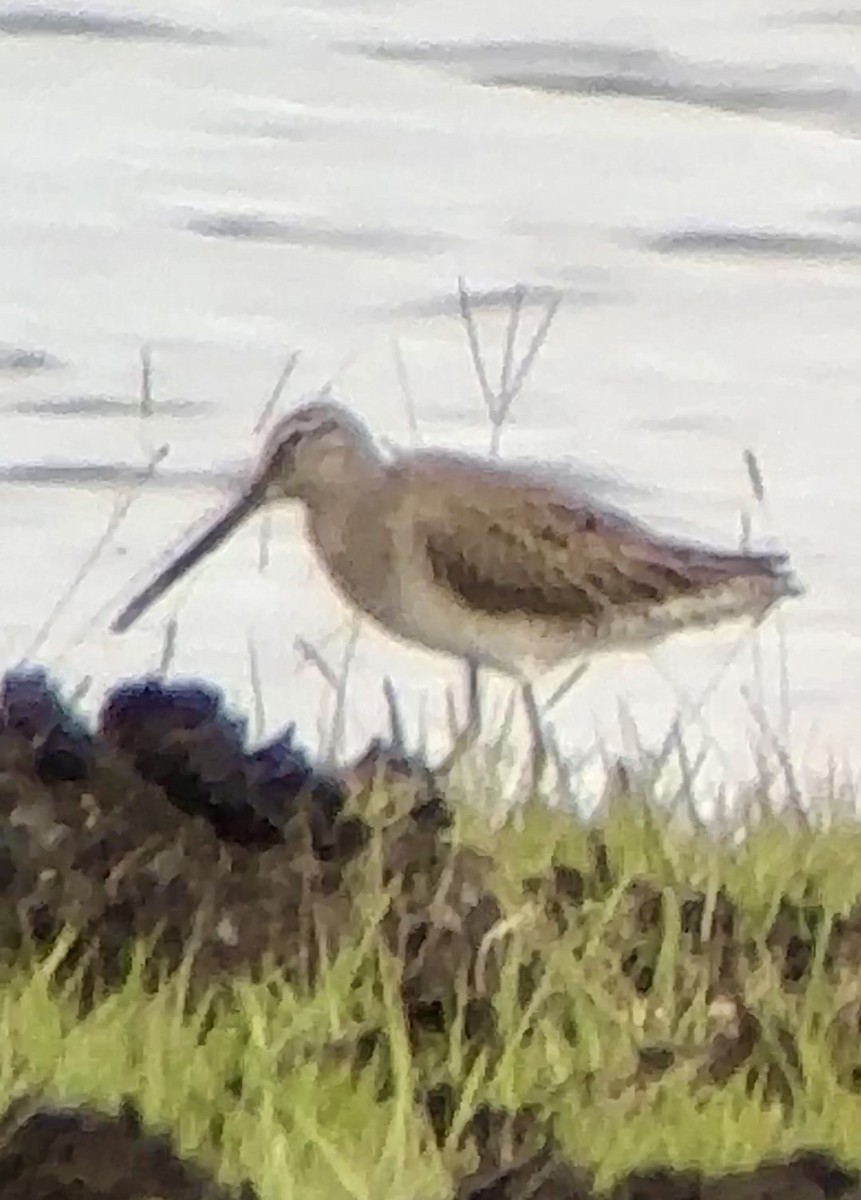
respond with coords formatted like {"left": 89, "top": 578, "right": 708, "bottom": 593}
{"left": 111, "top": 400, "right": 802, "bottom": 781}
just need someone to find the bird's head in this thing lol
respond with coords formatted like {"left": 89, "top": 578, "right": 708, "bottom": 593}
{"left": 255, "top": 399, "right": 380, "bottom": 504}
{"left": 110, "top": 398, "right": 381, "bottom": 634}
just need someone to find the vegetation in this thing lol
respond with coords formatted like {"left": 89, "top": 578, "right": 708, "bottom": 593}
{"left": 2, "top": 678, "right": 861, "bottom": 1200}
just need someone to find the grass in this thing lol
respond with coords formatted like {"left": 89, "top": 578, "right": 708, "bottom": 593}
{"left": 4, "top": 779, "right": 861, "bottom": 1198}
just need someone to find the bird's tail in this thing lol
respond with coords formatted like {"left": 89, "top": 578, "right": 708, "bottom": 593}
{"left": 679, "top": 545, "right": 804, "bottom": 603}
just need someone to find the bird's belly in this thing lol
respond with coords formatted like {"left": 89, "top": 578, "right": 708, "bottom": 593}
{"left": 374, "top": 571, "right": 581, "bottom": 676}
{"left": 368, "top": 575, "right": 774, "bottom": 676}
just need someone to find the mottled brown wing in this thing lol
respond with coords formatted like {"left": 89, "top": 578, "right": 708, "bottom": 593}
{"left": 418, "top": 473, "right": 773, "bottom": 625}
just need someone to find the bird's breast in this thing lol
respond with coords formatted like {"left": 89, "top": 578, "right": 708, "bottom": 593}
{"left": 306, "top": 503, "right": 405, "bottom": 628}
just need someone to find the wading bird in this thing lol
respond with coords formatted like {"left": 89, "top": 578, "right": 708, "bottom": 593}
{"left": 111, "top": 400, "right": 802, "bottom": 785}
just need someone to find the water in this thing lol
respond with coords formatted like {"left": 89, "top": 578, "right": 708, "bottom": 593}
{"left": 2, "top": 0, "right": 861, "bottom": 799}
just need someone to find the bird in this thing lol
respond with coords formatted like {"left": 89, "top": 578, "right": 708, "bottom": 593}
{"left": 110, "top": 399, "right": 802, "bottom": 785}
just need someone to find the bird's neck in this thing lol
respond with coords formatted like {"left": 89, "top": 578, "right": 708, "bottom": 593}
{"left": 299, "top": 453, "right": 387, "bottom": 515}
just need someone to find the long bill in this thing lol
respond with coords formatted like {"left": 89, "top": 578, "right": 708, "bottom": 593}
{"left": 110, "top": 480, "right": 267, "bottom": 634}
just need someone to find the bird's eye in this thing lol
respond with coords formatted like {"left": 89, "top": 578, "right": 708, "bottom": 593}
{"left": 283, "top": 430, "right": 303, "bottom": 449}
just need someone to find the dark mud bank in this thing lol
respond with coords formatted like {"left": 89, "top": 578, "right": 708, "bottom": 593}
{"left": 0, "top": 667, "right": 500, "bottom": 1030}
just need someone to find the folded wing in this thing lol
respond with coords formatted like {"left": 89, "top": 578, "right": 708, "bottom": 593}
{"left": 413, "top": 459, "right": 793, "bottom": 627}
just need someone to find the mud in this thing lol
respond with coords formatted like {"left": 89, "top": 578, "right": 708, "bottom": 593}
{"left": 0, "top": 668, "right": 505, "bottom": 1047}
{"left": 0, "top": 1095, "right": 255, "bottom": 1199}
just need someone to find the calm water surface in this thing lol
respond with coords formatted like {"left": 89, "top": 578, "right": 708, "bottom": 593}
{"left": 2, "top": 0, "right": 861, "bottom": 799}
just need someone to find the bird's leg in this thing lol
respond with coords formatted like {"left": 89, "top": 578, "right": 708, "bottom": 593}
{"left": 520, "top": 679, "right": 548, "bottom": 794}
{"left": 520, "top": 662, "right": 589, "bottom": 793}
{"left": 438, "top": 659, "right": 482, "bottom": 772}
{"left": 465, "top": 658, "right": 481, "bottom": 738}
{"left": 454, "top": 658, "right": 482, "bottom": 754}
